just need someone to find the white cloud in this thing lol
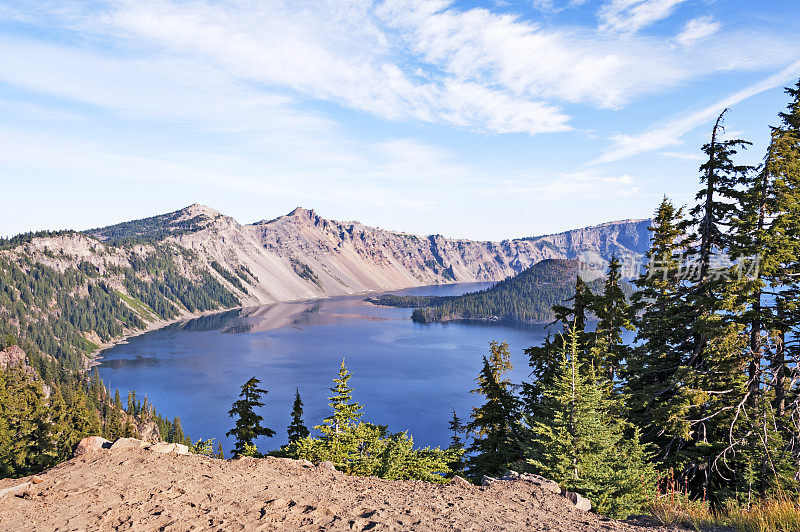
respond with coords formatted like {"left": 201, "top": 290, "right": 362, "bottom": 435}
{"left": 660, "top": 151, "right": 705, "bottom": 161}
{"left": 1, "top": 0, "right": 796, "bottom": 136}
{"left": 594, "top": 59, "right": 800, "bottom": 164}
{"left": 98, "top": 0, "right": 571, "bottom": 136}
{"left": 676, "top": 16, "right": 721, "bottom": 46}
{"left": 599, "top": 0, "right": 689, "bottom": 34}
{"left": 532, "top": 0, "right": 588, "bottom": 13}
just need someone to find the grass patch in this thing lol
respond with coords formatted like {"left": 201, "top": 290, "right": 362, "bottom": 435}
{"left": 80, "top": 336, "right": 100, "bottom": 352}
{"left": 648, "top": 493, "right": 800, "bottom": 531}
{"left": 290, "top": 258, "right": 322, "bottom": 288}
{"left": 116, "top": 290, "right": 158, "bottom": 322}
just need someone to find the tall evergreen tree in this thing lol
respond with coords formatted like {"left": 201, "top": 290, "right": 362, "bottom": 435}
{"left": 465, "top": 342, "right": 523, "bottom": 480}
{"left": 287, "top": 388, "right": 309, "bottom": 443}
{"left": 525, "top": 276, "right": 594, "bottom": 407}
{"left": 626, "top": 197, "right": 687, "bottom": 438}
{"left": 721, "top": 80, "right": 800, "bottom": 496}
{"left": 524, "top": 325, "right": 656, "bottom": 519}
{"left": 447, "top": 409, "right": 466, "bottom": 475}
{"left": 590, "top": 256, "right": 635, "bottom": 381}
{"left": 226, "top": 377, "right": 274, "bottom": 457}
{"left": 318, "top": 359, "right": 363, "bottom": 438}
{"left": 629, "top": 111, "right": 755, "bottom": 497}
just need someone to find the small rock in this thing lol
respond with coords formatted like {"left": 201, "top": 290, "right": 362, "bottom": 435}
{"left": 449, "top": 476, "right": 472, "bottom": 487}
{"left": 30, "top": 476, "right": 44, "bottom": 484}
{"left": 318, "top": 461, "right": 336, "bottom": 471}
{"left": 480, "top": 475, "right": 498, "bottom": 486}
{"left": 563, "top": 490, "right": 592, "bottom": 511}
{"left": 501, "top": 470, "right": 520, "bottom": 480}
{"left": 0, "top": 482, "right": 31, "bottom": 499}
{"left": 519, "top": 473, "right": 561, "bottom": 493}
{"left": 73, "top": 436, "right": 112, "bottom": 457}
{"left": 150, "top": 443, "right": 189, "bottom": 454}
{"left": 296, "top": 459, "right": 313, "bottom": 467}
{"left": 110, "top": 437, "right": 149, "bottom": 451}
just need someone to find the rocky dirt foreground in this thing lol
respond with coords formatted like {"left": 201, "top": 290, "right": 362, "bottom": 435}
{"left": 0, "top": 437, "right": 679, "bottom": 531}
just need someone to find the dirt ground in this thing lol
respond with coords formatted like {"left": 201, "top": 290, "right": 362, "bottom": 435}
{"left": 0, "top": 448, "right": 681, "bottom": 531}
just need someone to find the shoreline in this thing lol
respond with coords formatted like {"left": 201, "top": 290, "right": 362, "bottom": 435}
{"left": 88, "top": 281, "right": 484, "bottom": 367}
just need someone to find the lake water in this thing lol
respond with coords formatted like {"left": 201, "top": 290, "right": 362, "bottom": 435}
{"left": 98, "top": 283, "right": 552, "bottom": 453}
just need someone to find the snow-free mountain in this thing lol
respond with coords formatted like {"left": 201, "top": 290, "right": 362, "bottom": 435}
{"left": 88, "top": 204, "right": 651, "bottom": 305}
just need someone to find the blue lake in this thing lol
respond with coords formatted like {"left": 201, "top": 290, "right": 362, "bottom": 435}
{"left": 98, "top": 283, "right": 551, "bottom": 453}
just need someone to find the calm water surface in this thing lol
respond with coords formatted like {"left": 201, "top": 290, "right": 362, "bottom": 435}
{"left": 98, "top": 283, "right": 551, "bottom": 452}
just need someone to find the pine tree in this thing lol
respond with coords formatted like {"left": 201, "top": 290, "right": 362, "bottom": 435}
{"left": 524, "top": 325, "right": 656, "bottom": 519}
{"left": 106, "top": 411, "right": 122, "bottom": 440}
{"left": 590, "top": 256, "right": 635, "bottom": 381}
{"left": 122, "top": 417, "right": 137, "bottom": 438}
{"left": 226, "top": 377, "right": 274, "bottom": 457}
{"left": 215, "top": 441, "right": 225, "bottom": 459}
{"left": 448, "top": 409, "right": 465, "bottom": 450}
{"left": 465, "top": 342, "right": 523, "bottom": 480}
{"left": 627, "top": 112, "right": 755, "bottom": 497}
{"left": 721, "top": 80, "right": 800, "bottom": 496}
{"left": 318, "top": 359, "right": 363, "bottom": 438}
{"left": 287, "top": 388, "right": 309, "bottom": 443}
{"left": 168, "top": 417, "right": 185, "bottom": 444}
{"left": 525, "top": 276, "right": 594, "bottom": 407}
{"left": 626, "top": 197, "right": 687, "bottom": 437}
{"left": 447, "top": 409, "right": 466, "bottom": 475}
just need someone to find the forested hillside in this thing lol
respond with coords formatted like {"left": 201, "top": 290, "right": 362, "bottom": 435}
{"left": 368, "top": 259, "right": 628, "bottom": 324}
{"left": 0, "top": 239, "right": 241, "bottom": 375}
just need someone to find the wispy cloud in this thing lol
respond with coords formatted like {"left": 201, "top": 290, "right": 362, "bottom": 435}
{"left": 594, "top": 59, "right": 800, "bottom": 164}
{"left": 660, "top": 151, "right": 705, "bottom": 161}
{"left": 532, "top": 0, "right": 588, "bottom": 13}
{"left": 676, "top": 16, "right": 721, "bottom": 47}
{"left": 1, "top": 1, "right": 796, "bottom": 135}
{"left": 598, "top": 0, "right": 689, "bottom": 34}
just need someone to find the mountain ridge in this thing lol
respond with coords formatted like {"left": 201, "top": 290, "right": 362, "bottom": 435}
{"left": 0, "top": 204, "right": 651, "bottom": 368}
{"left": 19, "top": 203, "right": 653, "bottom": 309}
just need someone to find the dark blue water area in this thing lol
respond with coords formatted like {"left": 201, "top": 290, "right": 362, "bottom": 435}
{"left": 98, "top": 282, "right": 553, "bottom": 453}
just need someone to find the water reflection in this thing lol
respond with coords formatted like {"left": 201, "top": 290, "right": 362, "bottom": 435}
{"left": 97, "top": 282, "right": 549, "bottom": 452}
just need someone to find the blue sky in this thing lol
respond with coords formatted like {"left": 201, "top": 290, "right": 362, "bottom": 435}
{"left": 1, "top": 0, "right": 799, "bottom": 240}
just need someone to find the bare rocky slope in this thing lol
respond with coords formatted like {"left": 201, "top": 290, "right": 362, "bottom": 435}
{"left": 0, "top": 205, "right": 649, "bottom": 366}
{"left": 0, "top": 443, "right": 676, "bottom": 531}
{"left": 92, "top": 204, "right": 651, "bottom": 306}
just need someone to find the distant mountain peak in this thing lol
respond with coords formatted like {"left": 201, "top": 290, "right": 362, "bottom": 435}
{"left": 287, "top": 206, "right": 317, "bottom": 218}
{"left": 180, "top": 204, "right": 222, "bottom": 218}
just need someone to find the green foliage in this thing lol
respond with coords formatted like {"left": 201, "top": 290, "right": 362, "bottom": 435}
{"left": 0, "top": 243, "right": 239, "bottom": 372}
{"left": 0, "top": 230, "right": 79, "bottom": 251}
{"left": 278, "top": 360, "right": 459, "bottom": 482}
{"left": 190, "top": 438, "right": 215, "bottom": 456}
{"left": 226, "top": 377, "right": 275, "bottom": 457}
{"left": 290, "top": 258, "right": 322, "bottom": 288}
{"left": 522, "top": 326, "right": 656, "bottom": 519}
{"left": 287, "top": 388, "right": 309, "bottom": 443}
{"left": 210, "top": 261, "right": 248, "bottom": 294}
{"left": 590, "top": 257, "right": 635, "bottom": 381}
{"left": 235, "top": 264, "right": 258, "bottom": 285}
{"left": 447, "top": 409, "right": 466, "bottom": 475}
{"left": 86, "top": 209, "right": 212, "bottom": 246}
{"left": 465, "top": 342, "right": 524, "bottom": 480}
{"left": 0, "top": 352, "right": 158, "bottom": 478}
{"left": 370, "top": 259, "right": 626, "bottom": 324}
{"left": 318, "top": 359, "right": 363, "bottom": 438}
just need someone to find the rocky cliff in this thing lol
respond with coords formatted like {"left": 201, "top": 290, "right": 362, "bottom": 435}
{"left": 91, "top": 204, "right": 650, "bottom": 307}
{"left": 1, "top": 205, "right": 650, "bottom": 367}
